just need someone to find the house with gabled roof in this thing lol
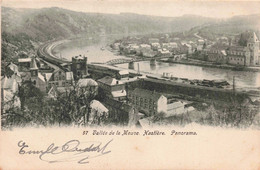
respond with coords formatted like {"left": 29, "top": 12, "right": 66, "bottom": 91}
{"left": 25, "top": 57, "right": 47, "bottom": 92}
{"left": 97, "top": 76, "right": 126, "bottom": 101}
{"left": 1, "top": 63, "right": 21, "bottom": 111}
{"left": 46, "top": 67, "right": 74, "bottom": 89}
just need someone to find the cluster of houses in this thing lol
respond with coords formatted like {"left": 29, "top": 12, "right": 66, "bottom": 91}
{"left": 112, "top": 31, "right": 260, "bottom": 67}
{"left": 207, "top": 32, "right": 260, "bottom": 66}
{"left": 111, "top": 34, "right": 207, "bottom": 60}
{"left": 1, "top": 52, "right": 196, "bottom": 126}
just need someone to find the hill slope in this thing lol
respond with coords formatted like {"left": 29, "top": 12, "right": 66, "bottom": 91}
{"left": 2, "top": 7, "right": 219, "bottom": 41}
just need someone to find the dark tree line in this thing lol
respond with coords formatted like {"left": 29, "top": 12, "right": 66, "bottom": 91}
{"left": 1, "top": 81, "right": 99, "bottom": 129}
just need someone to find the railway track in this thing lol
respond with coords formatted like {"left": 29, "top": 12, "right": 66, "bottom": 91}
{"left": 37, "top": 40, "right": 70, "bottom": 70}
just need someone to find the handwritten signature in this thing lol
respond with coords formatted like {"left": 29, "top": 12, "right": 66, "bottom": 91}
{"left": 17, "top": 139, "right": 113, "bottom": 164}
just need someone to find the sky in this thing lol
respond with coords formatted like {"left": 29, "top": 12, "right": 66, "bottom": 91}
{"left": 2, "top": 0, "right": 260, "bottom": 18}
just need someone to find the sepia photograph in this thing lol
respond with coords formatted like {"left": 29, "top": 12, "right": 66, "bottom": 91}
{"left": 0, "top": 0, "right": 260, "bottom": 169}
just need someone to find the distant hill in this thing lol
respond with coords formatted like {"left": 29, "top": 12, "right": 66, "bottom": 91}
{"left": 195, "top": 14, "right": 260, "bottom": 40}
{"left": 1, "top": 7, "right": 219, "bottom": 42}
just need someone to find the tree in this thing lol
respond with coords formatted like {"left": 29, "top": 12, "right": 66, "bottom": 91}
{"left": 152, "top": 111, "right": 166, "bottom": 123}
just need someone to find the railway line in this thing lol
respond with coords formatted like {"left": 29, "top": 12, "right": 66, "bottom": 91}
{"left": 37, "top": 40, "right": 70, "bottom": 70}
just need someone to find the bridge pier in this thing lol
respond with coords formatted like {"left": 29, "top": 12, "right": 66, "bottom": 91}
{"left": 128, "top": 61, "right": 135, "bottom": 70}
{"left": 168, "top": 57, "right": 174, "bottom": 62}
{"left": 150, "top": 58, "right": 156, "bottom": 65}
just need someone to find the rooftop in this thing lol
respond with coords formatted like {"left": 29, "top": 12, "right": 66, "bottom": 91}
{"left": 248, "top": 32, "right": 259, "bottom": 43}
{"left": 221, "top": 50, "right": 227, "bottom": 56}
{"left": 111, "top": 90, "right": 127, "bottom": 98}
{"left": 30, "top": 58, "right": 38, "bottom": 70}
{"left": 227, "top": 46, "right": 245, "bottom": 51}
{"left": 77, "top": 78, "right": 98, "bottom": 87}
{"left": 140, "top": 44, "right": 151, "bottom": 48}
{"left": 1, "top": 76, "right": 17, "bottom": 91}
{"left": 103, "top": 98, "right": 133, "bottom": 112}
{"left": 72, "top": 55, "right": 86, "bottom": 60}
{"left": 90, "top": 100, "right": 108, "bottom": 113}
{"left": 167, "top": 101, "right": 186, "bottom": 110}
{"left": 8, "top": 63, "right": 19, "bottom": 75}
{"left": 38, "top": 73, "right": 46, "bottom": 82}
{"left": 45, "top": 73, "right": 53, "bottom": 82}
{"left": 18, "top": 58, "right": 31, "bottom": 63}
{"left": 97, "top": 76, "right": 123, "bottom": 86}
{"left": 131, "top": 88, "right": 164, "bottom": 100}
{"left": 118, "top": 70, "right": 129, "bottom": 75}
{"left": 65, "top": 72, "right": 74, "bottom": 81}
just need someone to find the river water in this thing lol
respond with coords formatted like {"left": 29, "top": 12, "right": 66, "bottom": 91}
{"left": 53, "top": 37, "right": 260, "bottom": 89}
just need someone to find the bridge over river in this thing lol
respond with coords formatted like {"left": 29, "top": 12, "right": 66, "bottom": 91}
{"left": 105, "top": 56, "right": 176, "bottom": 65}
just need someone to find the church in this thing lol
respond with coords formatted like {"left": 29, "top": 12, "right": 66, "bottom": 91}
{"left": 208, "top": 32, "right": 260, "bottom": 66}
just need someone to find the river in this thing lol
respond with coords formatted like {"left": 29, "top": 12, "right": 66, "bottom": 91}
{"left": 52, "top": 37, "right": 260, "bottom": 89}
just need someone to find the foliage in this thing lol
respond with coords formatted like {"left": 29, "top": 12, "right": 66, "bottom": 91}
{"left": 2, "top": 82, "right": 101, "bottom": 129}
{"left": 1, "top": 32, "right": 36, "bottom": 77}
{"left": 238, "top": 32, "right": 251, "bottom": 46}
{"left": 152, "top": 111, "right": 166, "bottom": 122}
{"left": 201, "top": 98, "right": 258, "bottom": 128}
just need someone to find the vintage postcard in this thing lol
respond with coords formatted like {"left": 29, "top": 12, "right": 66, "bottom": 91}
{"left": 0, "top": 0, "right": 260, "bottom": 169}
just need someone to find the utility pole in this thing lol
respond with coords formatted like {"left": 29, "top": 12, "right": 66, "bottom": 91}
{"left": 138, "top": 63, "right": 140, "bottom": 75}
{"left": 233, "top": 76, "right": 236, "bottom": 93}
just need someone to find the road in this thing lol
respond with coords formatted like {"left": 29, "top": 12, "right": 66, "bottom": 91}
{"left": 194, "top": 32, "right": 204, "bottom": 40}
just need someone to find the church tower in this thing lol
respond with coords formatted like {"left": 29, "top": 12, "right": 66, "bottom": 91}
{"left": 247, "top": 32, "right": 259, "bottom": 65}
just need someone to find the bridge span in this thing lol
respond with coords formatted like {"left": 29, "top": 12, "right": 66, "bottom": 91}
{"left": 105, "top": 56, "right": 175, "bottom": 65}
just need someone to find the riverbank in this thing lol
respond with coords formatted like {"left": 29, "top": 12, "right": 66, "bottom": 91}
{"left": 159, "top": 58, "right": 260, "bottom": 72}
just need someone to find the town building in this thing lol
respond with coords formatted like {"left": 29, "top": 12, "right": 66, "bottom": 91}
{"left": 226, "top": 46, "right": 250, "bottom": 66}
{"left": 47, "top": 85, "right": 74, "bottom": 99}
{"left": 46, "top": 67, "right": 74, "bottom": 89}
{"left": 148, "top": 38, "right": 160, "bottom": 44}
{"left": 128, "top": 88, "right": 190, "bottom": 117}
{"left": 18, "top": 58, "right": 31, "bottom": 72}
{"left": 208, "top": 45, "right": 228, "bottom": 64}
{"left": 116, "top": 70, "right": 129, "bottom": 80}
{"left": 128, "top": 88, "right": 167, "bottom": 116}
{"left": 162, "top": 42, "right": 178, "bottom": 51}
{"left": 151, "top": 43, "right": 161, "bottom": 51}
{"left": 102, "top": 97, "right": 136, "bottom": 125}
{"left": 71, "top": 55, "right": 88, "bottom": 79}
{"left": 197, "top": 39, "right": 205, "bottom": 45}
{"left": 247, "top": 32, "right": 259, "bottom": 65}
{"left": 7, "top": 63, "right": 22, "bottom": 84}
{"left": 158, "top": 48, "right": 171, "bottom": 57}
{"left": 217, "top": 36, "right": 229, "bottom": 45}
{"left": 208, "top": 32, "right": 259, "bottom": 66}
{"left": 180, "top": 43, "right": 193, "bottom": 54}
{"left": 166, "top": 100, "right": 186, "bottom": 117}
{"left": 97, "top": 76, "right": 127, "bottom": 101}
{"left": 29, "top": 58, "right": 47, "bottom": 92}
{"left": 1, "top": 63, "right": 21, "bottom": 112}
{"left": 123, "top": 44, "right": 139, "bottom": 54}
{"left": 111, "top": 42, "right": 121, "bottom": 50}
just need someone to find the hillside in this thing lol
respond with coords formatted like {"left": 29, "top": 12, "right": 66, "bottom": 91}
{"left": 196, "top": 14, "right": 260, "bottom": 40}
{"left": 2, "top": 7, "right": 220, "bottom": 42}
